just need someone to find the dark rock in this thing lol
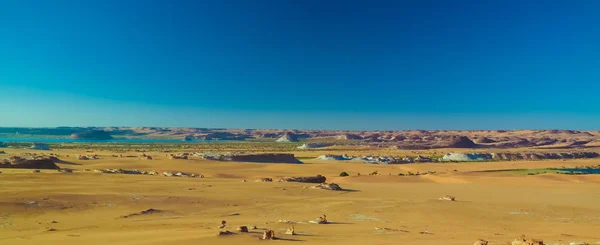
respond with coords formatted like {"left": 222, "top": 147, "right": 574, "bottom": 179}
{"left": 279, "top": 175, "right": 326, "bottom": 183}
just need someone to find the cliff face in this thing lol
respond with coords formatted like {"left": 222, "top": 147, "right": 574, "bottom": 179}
{"left": 201, "top": 152, "right": 303, "bottom": 164}
{"left": 1, "top": 159, "right": 59, "bottom": 169}
{"left": 71, "top": 130, "right": 113, "bottom": 140}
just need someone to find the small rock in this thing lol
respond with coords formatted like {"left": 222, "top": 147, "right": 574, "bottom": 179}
{"left": 237, "top": 226, "right": 248, "bottom": 232}
{"left": 439, "top": 195, "right": 456, "bottom": 201}
{"left": 260, "top": 230, "right": 276, "bottom": 240}
{"left": 217, "top": 231, "right": 234, "bottom": 236}
{"left": 285, "top": 226, "right": 296, "bottom": 235}
{"left": 474, "top": 239, "right": 489, "bottom": 245}
{"left": 218, "top": 220, "right": 227, "bottom": 229}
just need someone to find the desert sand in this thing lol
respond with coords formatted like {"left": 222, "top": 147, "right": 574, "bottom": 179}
{"left": 1, "top": 146, "right": 600, "bottom": 245}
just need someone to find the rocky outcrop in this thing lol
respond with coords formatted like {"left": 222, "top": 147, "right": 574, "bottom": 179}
{"left": 442, "top": 153, "right": 492, "bottom": 161}
{"left": 0, "top": 158, "right": 59, "bottom": 169}
{"left": 444, "top": 136, "right": 477, "bottom": 148}
{"left": 279, "top": 175, "right": 326, "bottom": 183}
{"left": 276, "top": 132, "right": 299, "bottom": 142}
{"left": 317, "top": 154, "right": 430, "bottom": 164}
{"left": 442, "top": 152, "right": 600, "bottom": 162}
{"left": 475, "top": 137, "right": 495, "bottom": 143}
{"left": 511, "top": 235, "right": 544, "bottom": 245}
{"left": 310, "top": 183, "right": 343, "bottom": 191}
{"left": 201, "top": 152, "right": 303, "bottom": 164}
{"left": 71, "top": 130, "right": 113, "bottom": 140}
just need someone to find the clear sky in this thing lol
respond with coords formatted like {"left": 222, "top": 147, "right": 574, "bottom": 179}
{"left": 1, "top": 0, "right": 600, "bottom": 130}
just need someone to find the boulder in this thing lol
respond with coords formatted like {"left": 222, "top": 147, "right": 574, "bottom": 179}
{"left": 311, "top": 183, "right": 342, "bottom": 191}
{"left": 474, "top": 239, "right": 489, "bottom": 245}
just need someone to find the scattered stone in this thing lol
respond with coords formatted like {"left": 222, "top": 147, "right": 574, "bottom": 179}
{"left": 256, "top": 178, "right": 273, "bottom": 182}
{"left": 50, "top": 221, "right": 58, "bottom": 224}
{"left": 46, "top": 228, "right": 57, "bottom": 232}
{"left": 285, "top": 225, "right": 296, "bottom": 235}
{"left": 339, "top": 171, "right": 350, "bottom": 177}
{"left": 218, "top": 220, "right": 227, "bottom": 229}
{"left": 474, "top": 239, "right": 489, "bottom": 245}
{"left": 237, "top": 226, "right": 248, "bottom": 232}
{"left": 309, "top": 214, "right": 328, "bottom": 224}
{"left": 250, "top": 225, "right": 257, "bottom": 230}
{"left": 260, "top": 230, "right": 276, "bottom": 240}
{"left": 32, "top": 169, "right": 41, "bottom": 173}
{"left": 512, "top": 235, "right": 544, "bottom": 245}
{"left": 439, "top": 195, "right": 456, "bottom": 201}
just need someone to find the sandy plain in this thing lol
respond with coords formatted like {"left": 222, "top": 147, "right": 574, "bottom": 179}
{"left": 1, "top": 147, "right": 599, "bottom": 245}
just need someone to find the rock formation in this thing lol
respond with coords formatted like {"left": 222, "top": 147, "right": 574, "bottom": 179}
{"left": 279, "top": 175, "right": 326, "bottom": 183}
{"left": 0, "top": 158, "right": 59, "bottom": 169}
{"left": 474, "top": 239, "right": 489, "bottom": 245}
{"left": 71, "top": 130, "right": 113, "bottom": 140}
{"left": 201, "top": 152, "right": 303, "bottom": 164}
{"left": 511, "top": 235, "right": 544, "bottom": 245}
{"left": 276, "top": 132, "right": 299, "bottom": 142}
{"left": 311, "top": 183, "right": 343, "bottom": 191}
{"left": 261, "top": 230, "right": 276, "bottom": 240}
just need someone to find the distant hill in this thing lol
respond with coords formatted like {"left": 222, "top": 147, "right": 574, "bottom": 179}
{"left": 71, "top": 130, "right": 113, "bottom": 140}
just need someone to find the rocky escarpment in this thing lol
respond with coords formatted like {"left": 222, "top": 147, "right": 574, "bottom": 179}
{"left": 442, "top": 151, "right": 600, "bottom": 162}
{"left": 279, "top": 175, "right": 326, "bottom": 183}
{"left": 201, "top": 152, "right": 303, "bottom": 164}
{"left": 318, "top": 151, "right": 600, "bottom": 164}
{"left": 276, "top": 132, "right": 299, "bottom": 142}
{"left": 71, "top": 130, "right": 113, "bottom": 140}
{"left": 1, "top": 157, "right": 60, "bottom": 169}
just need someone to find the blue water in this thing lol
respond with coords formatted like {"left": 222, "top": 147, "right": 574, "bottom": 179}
{"left": 557, "top": 168, "right": 600, "bottom": 174}
{"left": 0, "top": 137, "right": 223, "bottom": 143}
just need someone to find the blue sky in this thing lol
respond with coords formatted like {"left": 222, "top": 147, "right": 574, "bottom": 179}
{"left": 1, "top": 0, "right": 600, "bottom": 130}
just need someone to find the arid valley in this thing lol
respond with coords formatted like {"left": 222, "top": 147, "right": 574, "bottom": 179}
{"left": 1, "top": 128, "right": 600, "bottom": 245}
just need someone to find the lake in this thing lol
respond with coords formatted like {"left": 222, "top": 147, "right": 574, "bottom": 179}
{"left": 0, "top": 137, "right": 223, "bottom": 144}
